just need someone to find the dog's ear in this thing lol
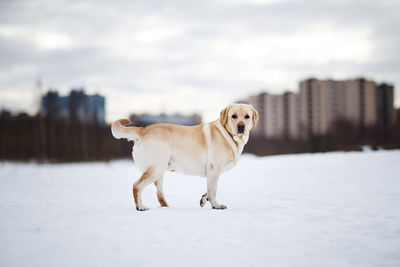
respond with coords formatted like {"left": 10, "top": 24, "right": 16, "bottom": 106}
{"left": 220, "top": 105, "right": 231, "bottom": 126}
{"left": 250, "top": 105, "right": 259, "bottom": 126}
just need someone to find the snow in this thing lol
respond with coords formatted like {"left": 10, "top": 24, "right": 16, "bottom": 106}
{"left": 1, "top": 150, "right": 400, "bottom": 267}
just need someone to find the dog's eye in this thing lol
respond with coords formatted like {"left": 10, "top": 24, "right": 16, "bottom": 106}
{"left": 245, "top": 115, "right": 250, "bottom": 119}
{"left": 231, "top": 114, "right": 238, "bottom": 119}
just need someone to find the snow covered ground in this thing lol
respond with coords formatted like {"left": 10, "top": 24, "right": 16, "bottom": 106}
{"left": 1, "top": 150, "right": 400, "bottom": 267}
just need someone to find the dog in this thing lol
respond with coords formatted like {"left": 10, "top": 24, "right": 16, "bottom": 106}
{"left": 111, "top": 104, "right": 258, "bottom": 211}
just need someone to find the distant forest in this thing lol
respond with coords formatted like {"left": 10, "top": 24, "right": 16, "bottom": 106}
{"left": 245, "top": 118, "right": 400, "bottom": 156}
{"left": 1, "top": 110, "right": 400, "bottom": 162}
{"left": 0, "top": 110, "right": 131, "bottom": 162}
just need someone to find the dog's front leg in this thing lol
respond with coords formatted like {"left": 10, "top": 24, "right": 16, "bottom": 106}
{"left": 206, "top": 172, "right": 227, "bottom": 210}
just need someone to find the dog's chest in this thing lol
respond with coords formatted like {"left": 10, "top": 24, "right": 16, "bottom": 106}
{"left": 221, "top": 161, "right": 237, "bottom": 173}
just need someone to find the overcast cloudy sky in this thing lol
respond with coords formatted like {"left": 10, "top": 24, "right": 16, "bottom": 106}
{"left": 0, "top": 0, "right": 399, "bottom": 122}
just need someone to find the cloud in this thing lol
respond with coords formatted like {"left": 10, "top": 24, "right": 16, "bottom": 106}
{"left": 0, "top": 0, "right": 399, "bottom": 122}
{"left": 0, "top": 25, "right": 74, "bottom": 51}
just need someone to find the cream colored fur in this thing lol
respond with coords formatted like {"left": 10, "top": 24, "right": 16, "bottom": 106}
{"left": 111, "top": 104, "right": 259, "bottom": 211}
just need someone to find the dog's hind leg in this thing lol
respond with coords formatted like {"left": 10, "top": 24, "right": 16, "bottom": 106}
{"left": 154, "top": 177, "right": 168, "bottom": 207}
{"left": 133, "top": 167, "right": 165, "bottom": 211}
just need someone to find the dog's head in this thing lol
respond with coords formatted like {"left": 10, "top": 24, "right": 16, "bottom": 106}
{"left": 220, "top": 104, "right": 259, "bottom": 139}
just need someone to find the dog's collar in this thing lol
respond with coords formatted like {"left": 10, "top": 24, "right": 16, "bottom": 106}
{"left": 216, "top": 120, "right": 245, "bottom": 161}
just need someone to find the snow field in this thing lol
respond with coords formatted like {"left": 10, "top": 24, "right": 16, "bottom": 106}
{"left": 1, "top": 150, "right": 400, "bottom": 267}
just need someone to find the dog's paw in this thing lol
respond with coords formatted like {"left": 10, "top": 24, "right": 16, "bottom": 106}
{"left": 136, "top": 206, "right": 149, "bottom": 211}
{"left": 200, "top": 193, "right": 208, "bottom": 207}
{"left": 212, "top": 204, "right": 227, "bottom": 210}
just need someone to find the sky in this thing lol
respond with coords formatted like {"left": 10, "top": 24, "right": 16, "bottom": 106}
{"left": 0, "top": 0, "right": 399, "bottom": 122}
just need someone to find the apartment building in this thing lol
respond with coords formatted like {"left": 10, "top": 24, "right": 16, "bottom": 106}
{"left": 283, "top": 92, "right": 300, "bottom": 138}
{"left": 248, "top": 93, "right": 266, "bottom": 136}
{"left": 249, "top": 78, "right": 395, "bottom": 139}
{"left": 41, "top": 89, "right": 105, "bottom": 124}
{"left": 299, "top": 78, "right": 377, "bottom": 136}
{"left": 376, "top": 83, "right": 396, "bottom": 137}
{"left": 264, "top": 93, "right": 285, "bottom": 138}
{"left": 248, "top": 92, "right": 299, "bottom": 138}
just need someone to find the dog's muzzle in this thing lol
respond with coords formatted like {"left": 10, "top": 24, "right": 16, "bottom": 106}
{"left": 237, "top": 122, "right": 245, "bottom": 134}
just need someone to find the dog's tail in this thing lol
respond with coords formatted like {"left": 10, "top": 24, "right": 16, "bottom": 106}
{"left": 111, "top": 119, "right": 142, "bottom": 142}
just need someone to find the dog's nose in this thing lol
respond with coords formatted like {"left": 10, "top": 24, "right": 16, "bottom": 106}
{"left": 237, "top": 122, "right": 245, "bottom": 134}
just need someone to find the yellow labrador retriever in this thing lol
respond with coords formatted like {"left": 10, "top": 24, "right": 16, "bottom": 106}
{"left": 111, "top": 104, "right": 258, "bottom": 211}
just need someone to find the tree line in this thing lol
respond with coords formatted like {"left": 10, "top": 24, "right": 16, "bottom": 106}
{"left": 244, "top": 118, "right": 400, "bottom": 156}
{"left": 0, "top": 110, "right": 131, "bottom": 162}
{"left": 1, "top": 110, "right": 400, "bottom": 162}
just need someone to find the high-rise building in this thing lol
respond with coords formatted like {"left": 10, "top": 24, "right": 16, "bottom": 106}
{"left": 41, "top": 91, "right": 69, "bottom": 120}
{"left": 299, "top": 78, "right": 378, "bottom": 136}
{"left": 283, "top": 92, "right": 301, "bottom": 138}
{"left": 248, "top": 91, "right": 299, "bottom": 138}
{"left": 248, "top": 77, "right": 395, "bottom": 139}
{"left": 87, "top": 94, "right": 106, "bottom": 125}
{"left": 376, "top": 83, "right": 395, "bottom": 137}
{"left": 248, "top": 93, "right": 266, "bottom": 136}
{"left": 300, "top": 79, "right": 346, "bottom": 136}
{"left": 41, "top": 89, "right": 105, "bottom": 124}
{"left": 344, "top": 79, "right": 377, "bottom": 128}
{"left": 264, "top": 93, "right": 285, "bottom": 138}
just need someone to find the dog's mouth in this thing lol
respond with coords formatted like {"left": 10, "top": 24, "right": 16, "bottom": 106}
{"left": 233, "top": 132, "right": 245, "bottom": 142}
{"left": 235, "top": 131, "right": 245, "bottom": 139}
